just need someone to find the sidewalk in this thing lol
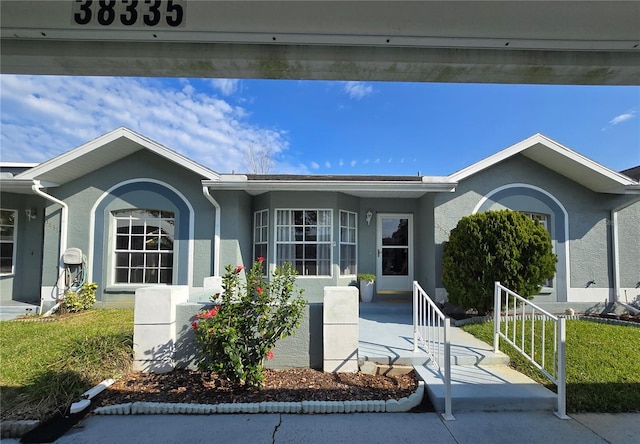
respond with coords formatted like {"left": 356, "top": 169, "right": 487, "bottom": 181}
{"left": 7, "top": 411, "right": 637, "bottom": 444}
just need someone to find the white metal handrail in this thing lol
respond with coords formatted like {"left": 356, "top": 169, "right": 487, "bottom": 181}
{"left": 413, "top": 281, "right": 454, "bottom": 420}
{"left": 493, "top": 281, "right": 568, "bottom": 419}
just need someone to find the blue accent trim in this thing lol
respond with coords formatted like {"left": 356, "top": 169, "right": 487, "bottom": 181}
{"left": 93, "top": 182, "right": 190, "bottom": 289}
{"left": 478, "top": 187, "right": 567, "bottom": 302}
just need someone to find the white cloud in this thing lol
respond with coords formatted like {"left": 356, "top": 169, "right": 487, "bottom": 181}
{"left": 343, "top": 81, "right": 373, "bottom": 100}
{"left": 602, "top": 109, "right": 637, "bottom": 131}
{"left": 350, "top": 160, "right": 357, "bottom": 167}
{"left": 609, "top": 110, "right": 636, "bottom": 126}
{"left": 310, "top": 161, "right": 320, "bottom": 170}
{"left": 339, "top": 159, "right": 344, "bottom": 167}
{"left": 210, "top": 79, "right": 240, "bottom": 96}
{"left": 0, "top": 75, "right": 300, "bottom": 174}
{"left": 325, "top": 161, "right": 331, "bottom": 168}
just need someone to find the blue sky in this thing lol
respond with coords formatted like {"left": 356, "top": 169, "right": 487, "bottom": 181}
{"left": 1, "top": 75, "right": 638, "bottom": 176}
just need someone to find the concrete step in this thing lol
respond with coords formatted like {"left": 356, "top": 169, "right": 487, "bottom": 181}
{"left": 0, "top": 302, "right": 40, "bottom": 321}
{"left": 414, "top": 363, "right": 558, "bottom": 413}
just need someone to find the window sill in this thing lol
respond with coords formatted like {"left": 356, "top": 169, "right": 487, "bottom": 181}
{"left": 104, "top": 283, "right": 172, "bottom": 293}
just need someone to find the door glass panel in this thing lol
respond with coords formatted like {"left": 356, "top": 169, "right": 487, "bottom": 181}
{"left": 382, "top": 218, "right": 408, "bottom": 246}
{"left": 382, "top": 248, "right": 408, "bottom": 276}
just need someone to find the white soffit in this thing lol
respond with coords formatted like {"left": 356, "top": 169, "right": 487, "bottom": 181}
{"left": 16, "top": 127, "right": 219, "bottom": 185}
{"left": 203, "top": 178, "right": 456, "bottom": 198}
{"left": 449, "top": 134, "right": 638, "bottom": 194}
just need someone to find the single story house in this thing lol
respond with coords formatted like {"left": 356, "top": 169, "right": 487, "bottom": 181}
{"left": 2, "top": 127, "right": 639, "bottom": 316}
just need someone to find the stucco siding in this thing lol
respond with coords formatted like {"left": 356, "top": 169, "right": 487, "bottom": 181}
{"left": 39, "top": 150, "right": 216, "bottom": 303}
{"left": 433, "top": 154, "right": 634, "bottom": 303}
{"left": 0, "top": 193, "right": 45, "bottom": 301}
{"left": 617, "top": 200, "right": 640, "bottom": 298}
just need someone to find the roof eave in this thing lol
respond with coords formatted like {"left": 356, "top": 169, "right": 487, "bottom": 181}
{"left": 203, "top": 179, "right": 457, "bottom": 195}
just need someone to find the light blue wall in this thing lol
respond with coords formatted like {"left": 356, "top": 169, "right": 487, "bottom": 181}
{"left": 433, "top": 154, "right": 638, "bottom": 302}
{"left": 617, "top": 200, "right": 640, "bottom": 291}
{"left": 40, "top": 150, "right": 217, "bottom": 304}
{"left": 0, "top": 193, "right": 45, "bottom": 302}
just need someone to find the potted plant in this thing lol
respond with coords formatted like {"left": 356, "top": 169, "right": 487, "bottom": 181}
{"left": 358, "top": 273, "right": 376, "bottom": 303}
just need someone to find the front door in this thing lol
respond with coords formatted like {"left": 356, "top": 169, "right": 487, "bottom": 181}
{"left": 376, "top": 214, "right": 413, "bottom": 293}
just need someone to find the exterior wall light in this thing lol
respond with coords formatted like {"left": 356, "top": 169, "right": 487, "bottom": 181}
{"left": 365, "top": 210, "right": 373, "bottom": 226}
{"left": 25, "top": 209, "right": 37, "bottom": 221}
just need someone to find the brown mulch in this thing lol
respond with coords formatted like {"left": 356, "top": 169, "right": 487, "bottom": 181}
{"left": 94, "top": 368, "right": 426, "bottom": 409}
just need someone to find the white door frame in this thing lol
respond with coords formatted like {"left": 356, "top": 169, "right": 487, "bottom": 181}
{"left": 376, "top": 213, "right": 413, "bottom": 293}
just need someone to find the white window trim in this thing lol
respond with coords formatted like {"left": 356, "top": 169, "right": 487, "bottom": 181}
{"left": 253, "top": 209, "right": 269, "bottom": 271}
{"left": 0, "top": 209, "right": 17, "bottom": 276}
{"left": 88, "top": 178, "right": 194, "bottom": 287}
{"left": 521, "top": 211, "right": 554, "bottom": 289}
{"left": 339, "top": 210, "right": 358, "bottom": 276}
{"left": 274, "top": 208, "right": 333, "bottom": 278}
{"left": 110, "top": 209, "right": 176, "bottom": 286}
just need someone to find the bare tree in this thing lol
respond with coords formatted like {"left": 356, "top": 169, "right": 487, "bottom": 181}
{"left": 244, "top": 144, "right": 274, "bottom": 174}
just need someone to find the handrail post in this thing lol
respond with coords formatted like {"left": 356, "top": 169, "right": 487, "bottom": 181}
{"left": 442, "top": 317, "right": 455, "bottom": 421}
{"left": 554, "top": 317, "right": 568, "bottom": 419}
{"left": 493, "top": 281, "right": 501, "bottom": 353}
{"left": 413, "top": 281, "right": 418, "bottom": 353}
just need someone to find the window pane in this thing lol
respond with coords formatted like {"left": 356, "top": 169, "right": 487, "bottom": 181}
{"left": 317, "top": 227, "right": 331, "bottom": 242}
{"left": 131, "top": 236, "right": 144, "bottom": 250}
{"left": 0, "top": 227, "right": 14, "bottom": 241}
{"left": 161, "top": 253, "right": 174, "bottom": 267}
{"left": 145, "top": 269, "right": 158, "bottom": 284}
{"left": 115, "top": 268, "right": 129, "bottom": 283}
{"left": 130, "top": 268, "right": 144, "bottom": 283}
{"left": 294, "top": 211, "right": 304, "bottom": 225}
{"left": 1, "top": 243, "right": 14, "bottom": 259}
{"left": 318, "top": 260, "right": 331, "bottom": 275}
{"left": 305, "top": 227, "right": 317, "bottom": 241}
{"left": 382, "top": 218, "right": 408, "bottom": 246}
{"left": 159, "top": 236, "right": 173, "bottom": 250}
{"left": 116, "top": 253, "right": 129, "bottom": 267}
{"left": 131, "top": 224, "right": 145, "bottom": 234}
{"left": 116, "top": 235, "right": 129, "bottom": 250}
{"left": 294, "top": 227, "right": 303, "bottom": 241}
{"left": 318, "top": 210, "right": 331, "bottom": 225}
{"left": 159, "top": 269, "right": 172, "bottom": 284}
{"left": 131, "top": 253, "right": 144, "bottom": 267}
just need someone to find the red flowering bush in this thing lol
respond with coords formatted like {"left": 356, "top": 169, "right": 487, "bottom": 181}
{"left": 192, "top": 259, "right": 305, "bottom": 388}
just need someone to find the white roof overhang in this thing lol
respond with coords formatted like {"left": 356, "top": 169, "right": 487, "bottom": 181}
{"left": 0, "top": 178, "right": 40, "bottom": 195}
{"left": 15, "top": 127, "right": 219, "bottom": 185}
{"left": 449, "top": 134, "right": 640, "bottom": 195}
{"left": 203, "top": 176, "right": 456, "bottom": 198}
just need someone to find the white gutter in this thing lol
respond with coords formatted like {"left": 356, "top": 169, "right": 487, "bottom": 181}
{"left": 611, "top": 196, "right": 640, "bottom": 303}
{"left": 32, "top": 180, "right": 69, "bottom": 307}
{"left": 202, "top": 186, "right": 221, "bottom": 277}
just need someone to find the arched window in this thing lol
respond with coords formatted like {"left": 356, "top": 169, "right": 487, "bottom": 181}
{"left": 113, "top": 209, "right": 175, "bottom": 284}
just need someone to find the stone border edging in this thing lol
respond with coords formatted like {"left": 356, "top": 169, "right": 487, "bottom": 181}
{"left": 93, "top": 381, "right": 424, "bottom": 415}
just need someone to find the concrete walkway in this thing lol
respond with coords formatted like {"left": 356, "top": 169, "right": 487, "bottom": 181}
{"left": 5, "top": 411, "right": 637, "bottom": 444}
{"left": 359, "top": 301, "right": 558, "bottom": 414}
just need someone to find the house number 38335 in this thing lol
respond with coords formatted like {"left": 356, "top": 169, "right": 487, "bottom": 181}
{"left": 72, "top": 0, "right": 185, "bottom": 27}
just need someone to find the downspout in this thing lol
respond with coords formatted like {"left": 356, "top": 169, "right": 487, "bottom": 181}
{"left": 611, "top": 196, "right": 640, "bottom": 304}
{"left": 32, "top": 180, "right": 68, "bottom": 313}
{"left": 202, "top": 185, "right": 221, "bottom": 277}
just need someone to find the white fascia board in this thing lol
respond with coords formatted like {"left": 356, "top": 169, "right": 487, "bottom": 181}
{"left": 203, "top": 179, "right": 456, "bottom": 194}
{"left": 0, "top": 162, "right": 39, "bottom": 168}
{"left": 448, "top": 133, "right": 637, "bottom": 190}
{"left": 16, "top": 127, "right": 220, "bottom": 181}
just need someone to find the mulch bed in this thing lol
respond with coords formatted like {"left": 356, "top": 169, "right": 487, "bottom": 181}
{"left": 94, "top": 368, "right": 426, "bottom": 409}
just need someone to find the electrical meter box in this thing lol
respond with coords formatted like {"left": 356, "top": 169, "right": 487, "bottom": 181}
{"left": 63, "top": 248, "right": 83, "bottom": 265}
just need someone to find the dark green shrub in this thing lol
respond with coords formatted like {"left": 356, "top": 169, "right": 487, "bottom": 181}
{"left": 442, "top": 210, "right": 557, "bottom": 314}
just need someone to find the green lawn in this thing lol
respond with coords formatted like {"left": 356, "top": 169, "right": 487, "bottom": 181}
{"left": 0, "top": 309, "right": 133, "bottom": 420}
{"left": 462, "top": 319, "right": 640, "bottom": 413}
